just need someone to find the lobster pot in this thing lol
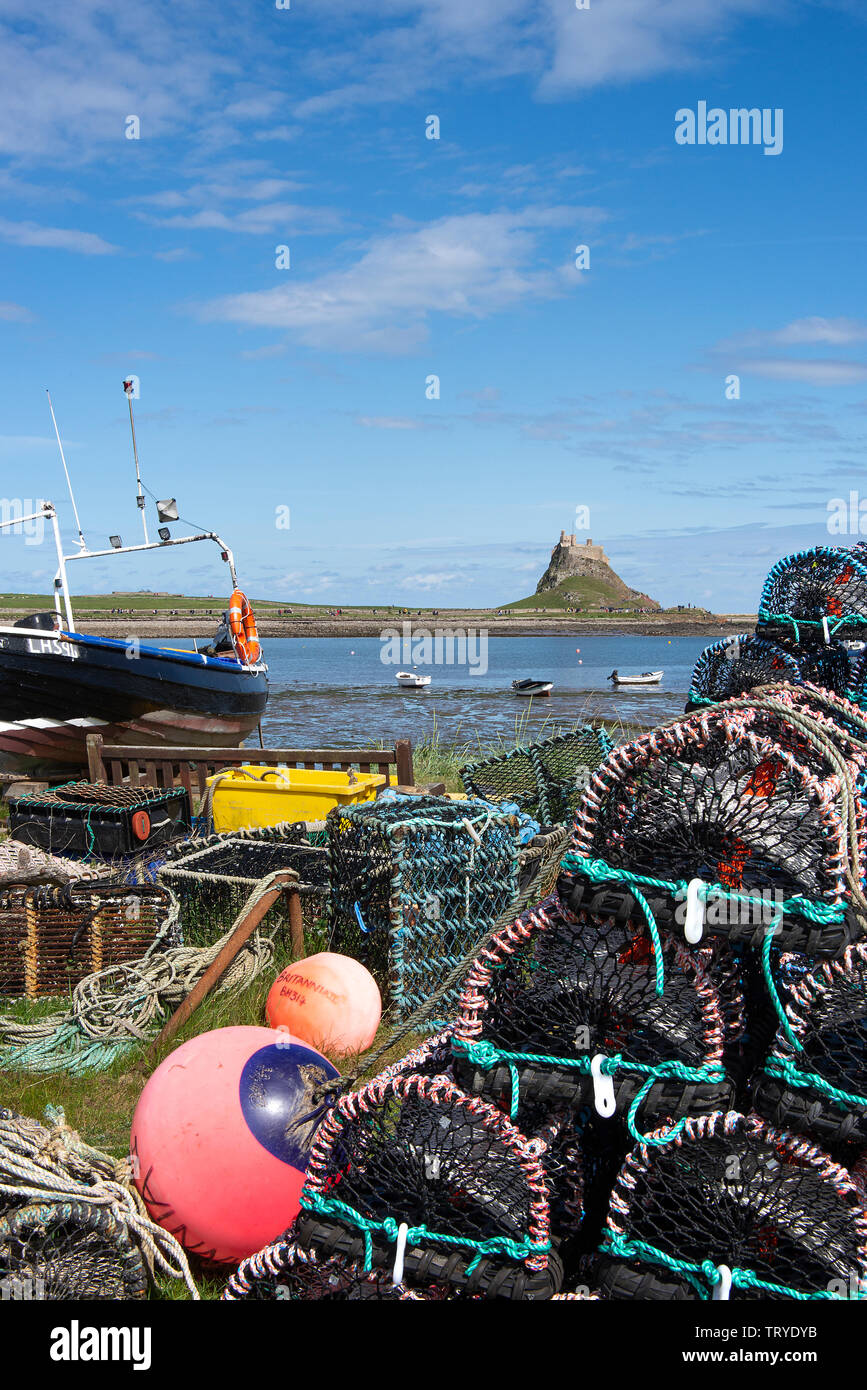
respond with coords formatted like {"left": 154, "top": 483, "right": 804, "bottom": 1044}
{"left": 327, "top": 797, "right": 520, "bottom": 1026}
{"left": 597, "top": 1111, "right": 867, "bottom": 1301}
{"left": 158, "top": 832, "right": 329, "bottom": 950}
{"left": 221, "top": 1236, "right": 427, "bottom": 1301}
{"left": 460, "top": 726, "right": 612, "bottom": 828}
{"left": 754, "top": 941, "right": 867, "bottom": 1148}
{"left": 687, "top": 634, "right": 849, "bottom": 711}
{"left": 844, "top": 645, "right": 867, "bottom": 713}
{"left": 562, "top": 689, "right": 867, "bottom": 955}
{"left": 0, "top": 1200, "right": 148, "bottom": 1300}
{"left": 295, "top": 1070, "right": 560, "bottom": 1300}
{"left": 0, "top": 883, "right": 175, "bottom": 999}
{"left": 8, "top": 781, "right": 191, "bottom": 860}
{"left": 452, "top": 895, "right": 734, "bottom": 1133}
{"left": 758, "top": 543, "right": 867, "bottom": 644}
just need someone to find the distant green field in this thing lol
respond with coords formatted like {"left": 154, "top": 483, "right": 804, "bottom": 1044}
{"left": 0, "top": 592, "right": 475, "bottom": 616}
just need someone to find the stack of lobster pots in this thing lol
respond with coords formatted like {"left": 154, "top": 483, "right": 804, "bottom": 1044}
{"left": 221, "top": 545, "right": 867, "bottom": 1303}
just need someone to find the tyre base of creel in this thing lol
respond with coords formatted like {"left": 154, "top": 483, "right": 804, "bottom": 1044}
{"left": 557, "top": 873, "right": 863, "bottom": 958}
{"left": 596, "top": 1258, "right": 699, "bottom": 1301}
{"left": 454, "top": 1058, "right": 735, "bottom": 1126}
{"left": 294, "top": 1214, "right": 563, "bottom": 1300}
{"left": 752, "top": 1073, "right": 867, "bottom": 1148}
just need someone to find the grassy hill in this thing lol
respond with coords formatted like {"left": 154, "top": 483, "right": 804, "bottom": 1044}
{"left": 506, "top": 575, "right": 654, "bottom": 611}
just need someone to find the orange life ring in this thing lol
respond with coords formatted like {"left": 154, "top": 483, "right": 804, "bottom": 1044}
{"left": 228, "top": 589, "right": 261, "bottom": 665}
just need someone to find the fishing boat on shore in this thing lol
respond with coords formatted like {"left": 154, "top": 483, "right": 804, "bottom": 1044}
{"left": 512, "top": 678, "right": 554, "bottom": 697}
{"left": 608, "top": 669, "right": 663, "bottom": 686}
{"left": 0, "top": 387, "right": 268, "bottom": 774}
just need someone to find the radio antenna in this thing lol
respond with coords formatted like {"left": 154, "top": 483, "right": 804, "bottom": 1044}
{"left": 46, "top": 389, "right": 86, "bottom": 551}
{"left": 123, "top": 378, "right": 149, "bottom": 544}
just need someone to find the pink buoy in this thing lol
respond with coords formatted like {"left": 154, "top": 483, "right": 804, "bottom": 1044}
{"left": 266, "top": 952, "right": 381, "bottom": 1056}
{"left": 130, "top": 1025, "right": 338, "bottom": 1264}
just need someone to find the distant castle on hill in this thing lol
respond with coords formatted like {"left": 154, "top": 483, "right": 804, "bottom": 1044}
{"left": 534, "top": 531, "right": 660, "bottom": 610}
{"left": 556, "top": 533, "right": 610, "bottom": 564}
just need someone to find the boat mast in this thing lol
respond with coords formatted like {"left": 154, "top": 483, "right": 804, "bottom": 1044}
{"left": 46, "top": 390, "right": 86, "bottom": 551}
{"left": 44, "top": 504, "right": 75, "bottom": 631}
{"left": 123, "top": 379, "right": 149, "bottom": 545}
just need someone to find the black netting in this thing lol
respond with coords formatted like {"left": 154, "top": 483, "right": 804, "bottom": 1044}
{"left": 221, "top": 1238, "right": 419, "bottom": 1300}
{"left": 598, "top": 1113, "right": 867, "bottom": 1300}
{"left": 0, "top": 1201, "right": 148, "bottom": 1300}
{"left": 564, "top": 693, "right": 867, "bottom": 951}
{"left": 755, "top": 942, "right": 867, "bottom": 1146}
{"left": 327, "top": 797, "right": 519, "bottom": 1025}
{"left": 758, "top": 544, "right": 867, "bottom": 642}
{"left": 158, "top": 833, "right": 329, "bottom": 949}
{"left": 460, "top": 727, "right": 612, "bottom": 827}
{"left": 687, "top": 634, "right": 850, "bottom": 711}
{"left": 296, "top": 1070, "right": 560, "bottom": 1298}
{"left": 8, "top": 780, "right": 191, "bottom": 861}
{"left": 460, "top": 746, "right": 544, "bottom": 821}
{"left": 452, "top": 897, "right": 732, "bottom": 1128}
{"left": 531, "top": 728, "right": 613, "bottom": 827}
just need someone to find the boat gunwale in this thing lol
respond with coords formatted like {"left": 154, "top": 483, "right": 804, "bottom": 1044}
{"left": 0, "top": 625, "right": 267, "bottom": 677}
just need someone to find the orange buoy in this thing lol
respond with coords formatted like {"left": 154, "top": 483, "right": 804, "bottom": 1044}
{"left": 266, "top": 952, "right": 381, "bottom": 1056}
{"left": 131, "top": 810, "right": 151, "bottom": 841}
{"left": 228, "top": 589, "right": 261, "bottom": 665}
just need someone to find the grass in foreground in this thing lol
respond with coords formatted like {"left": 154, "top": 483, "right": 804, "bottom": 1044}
{"left": 0, "top": 720, "right": 621, "bottom": 1297}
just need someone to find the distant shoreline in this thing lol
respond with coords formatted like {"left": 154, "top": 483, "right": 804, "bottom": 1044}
{"left": 34, "top": 615, "right": 743, "bottom": 640}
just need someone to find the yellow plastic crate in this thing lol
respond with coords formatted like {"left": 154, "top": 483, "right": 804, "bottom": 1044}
{"left": 206, "top": 765, "right": 387, "bottom": 832}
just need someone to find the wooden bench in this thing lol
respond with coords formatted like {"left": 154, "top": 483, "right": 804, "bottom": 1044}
{"left": 85, "top": 733, "right": 414, "bottom": 802}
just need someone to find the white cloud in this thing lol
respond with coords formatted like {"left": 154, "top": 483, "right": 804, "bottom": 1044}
{"left": 720, "top": 317, "right": 867, "bottom": 350}
{"left": 0, "top": 301, "right": 33, "bottom": 322}
{"left": 199, "top": 207, "right": 601, "bottom": 353}
{"left": 741, "top": 359, "right": 867, "bottom": 386}
{"left": 538, "top": 0, "right": 775, "bottom": 94}
{"left": 401, "top": 572, "right": 461, "bottom": 589}
{"left": 357, "top": 416, "right": 423, "bottom": 430}
{"left": 0, "top": 217, "right": 117, "bottom": 255}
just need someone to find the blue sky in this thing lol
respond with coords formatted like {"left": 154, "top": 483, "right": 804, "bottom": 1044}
{"left": 0, "top": 0, "right": 865, "bottom": 611}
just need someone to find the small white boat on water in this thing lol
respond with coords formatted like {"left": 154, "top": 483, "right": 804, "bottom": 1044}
{"left": 608, "top": 669, "right": 663, "bottom": 686}
{"left": 512, "top": 678, "right": 554, "bottom": 697}
{"left": 396, "top": 671, "right": 431, "bottom": 688}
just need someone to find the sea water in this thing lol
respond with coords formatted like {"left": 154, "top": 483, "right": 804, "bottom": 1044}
{"left": 257, "top": 633, "right": 712, "bottom": 748}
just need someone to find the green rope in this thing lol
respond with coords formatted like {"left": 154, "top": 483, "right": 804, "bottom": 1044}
{"left": 563, "top": 854, "right": 847, "bottom": 929}
{"left": 299, "top": 1189, "right": 550, "bottom": 1276}
{"left": 451, "top": 1038, "right": 725, "bottom": 1145}
{"left": 602, "top": 1230, "right": 864, "bottom": 1300}
{"left": 760, "top": 928, "right": 801, "bottom": 1051}
{"left": 758, "top": 609, "right": 867, "bottom": 637}
{"left": 765, "top": 1055, "right": 867, "bottom": 1112}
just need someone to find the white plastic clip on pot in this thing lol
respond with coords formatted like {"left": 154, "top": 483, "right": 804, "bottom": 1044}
{"left": 712, "top": 1263, "right": 733, "bottom": 1301}
{"left": 462, "top": 817, "right": 482, "bottom": 845}
{"left": 392, "top": 1221, "right": 409, "bottom": 1286}
{"left": 590, "top": 1053, "right": 616, "bottom": 1118}
{"left": 684, "top": 877, "right": 705, "bottom": 945}
{"left": 822, "top": 616, "right": 831, "bottom": 645}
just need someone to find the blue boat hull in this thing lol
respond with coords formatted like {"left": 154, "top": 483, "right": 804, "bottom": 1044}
{"left": 0, "top": 628, "right": 269, "bottom": 772}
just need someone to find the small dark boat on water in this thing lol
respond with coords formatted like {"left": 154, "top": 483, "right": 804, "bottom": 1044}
{"left": 0, "top": 387, "right": 268, "bottom": 774}
{"left": 511, "top": 678, "right": 554, "bottom": 697}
